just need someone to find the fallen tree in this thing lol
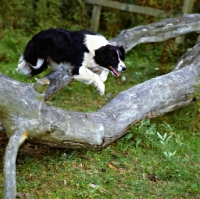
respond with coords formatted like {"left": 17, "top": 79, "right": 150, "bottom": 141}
{"left": 1, "top": 14, "right": 200, "bottom": 199}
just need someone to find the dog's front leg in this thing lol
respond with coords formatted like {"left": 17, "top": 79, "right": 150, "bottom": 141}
{"left": 99, "top": 69, "right": 109, "bottom": 82}
{"left": 73, "top": 67, "right": 105, "bottom": 96}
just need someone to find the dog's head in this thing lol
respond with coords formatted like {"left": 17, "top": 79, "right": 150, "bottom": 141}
{"left": 94, "top": 44, "right": 126, "bottom": 77}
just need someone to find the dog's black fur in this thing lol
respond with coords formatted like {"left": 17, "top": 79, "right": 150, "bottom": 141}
{"left": 17, "top": 28, "right": 126, "bottom": 95}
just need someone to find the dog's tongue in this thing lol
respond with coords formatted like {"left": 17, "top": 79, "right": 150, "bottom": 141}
{"left": 109, "top": 66, "right": 121, "bottom": 77}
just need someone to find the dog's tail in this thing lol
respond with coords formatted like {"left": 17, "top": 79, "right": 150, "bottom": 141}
{"left": 17, "top": 55, "right": 48, "bottom": 76}
{"left": 16, "top": 55, "right": 32, "bottom": 76}
{"left": 17, "top": 40, "right": 49, "bottom": 76}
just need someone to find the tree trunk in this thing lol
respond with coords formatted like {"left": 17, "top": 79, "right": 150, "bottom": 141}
{"left": 1, "top": 14, "right": 200, "bottom": 199}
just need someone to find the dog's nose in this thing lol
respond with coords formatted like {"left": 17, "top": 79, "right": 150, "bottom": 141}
{"left": 122, "top": 66, "right": 126, "bottom": 71}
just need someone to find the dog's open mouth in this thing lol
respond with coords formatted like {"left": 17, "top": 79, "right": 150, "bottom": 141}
{"left": 108, "top": 66, "right": 121, "bottom": 77}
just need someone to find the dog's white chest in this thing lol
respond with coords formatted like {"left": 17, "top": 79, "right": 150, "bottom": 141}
{"left": 82, "top": 52, "right": 97, "bottom": 68}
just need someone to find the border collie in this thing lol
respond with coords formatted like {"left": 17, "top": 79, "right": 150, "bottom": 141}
{"left": 17, "top": 28, "right": 126, "bottom": 95}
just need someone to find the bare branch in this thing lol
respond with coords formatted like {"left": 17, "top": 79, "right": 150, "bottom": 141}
{"left": 110, "top": 14, "right": 200, "bottom": 51}
{"left": 44, "top": 67, "right": 74, "bottom": 100}
{"left": 3, "top": 132, "right": 27, "bottom": 199}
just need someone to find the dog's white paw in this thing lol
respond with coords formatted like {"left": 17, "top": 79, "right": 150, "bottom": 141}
{"left": 73, "top": 73, "right": 105, "bottom": 95}
{"left": 94, "top": 81, "right": 105, "bottom": 96}
{"left": 73, "top": 75, "right": 94, "bottom": 85}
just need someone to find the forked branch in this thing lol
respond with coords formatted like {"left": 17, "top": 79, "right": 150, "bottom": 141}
{"left": 1, "top": 14, "right": 200, "bottom": 199}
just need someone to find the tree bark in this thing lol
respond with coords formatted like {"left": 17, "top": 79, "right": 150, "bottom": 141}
{"left": 1, "top": 14, "right": 200, "bottom": 199}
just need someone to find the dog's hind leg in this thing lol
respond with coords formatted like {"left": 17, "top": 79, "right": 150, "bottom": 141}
{"left": 99, "top": 69, "right": 109, "bottom": 82}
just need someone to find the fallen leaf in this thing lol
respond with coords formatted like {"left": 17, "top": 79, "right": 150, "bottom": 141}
{"left": 147, "top": 174, "right": 162, "bottom": 182}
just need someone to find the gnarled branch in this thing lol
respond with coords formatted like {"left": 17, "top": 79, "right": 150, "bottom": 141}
{"left": 1, "top": 14, "right": 200, "bottom": 199}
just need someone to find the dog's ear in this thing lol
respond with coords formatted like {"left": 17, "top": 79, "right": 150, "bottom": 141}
{"left": 95, "top": 45, "right": 108, "bottom": 61}
{"left": 119, "top": 46, "right": 125, "bottom": 61}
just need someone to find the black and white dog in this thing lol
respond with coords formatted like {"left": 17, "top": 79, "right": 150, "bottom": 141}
{"left": 17, "top": 28, "right": 126, "bottom": 95}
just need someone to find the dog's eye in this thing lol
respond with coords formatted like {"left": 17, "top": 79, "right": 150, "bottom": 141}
{"left": 112, "top": 57, "right": 116, "bottom": 60}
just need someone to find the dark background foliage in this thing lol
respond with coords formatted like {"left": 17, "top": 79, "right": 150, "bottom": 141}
{"left": 0, "top": 0, "right": 199, "bottom": 66}
{"left": 0, "top": 0, "right": 199, "bottom": 36}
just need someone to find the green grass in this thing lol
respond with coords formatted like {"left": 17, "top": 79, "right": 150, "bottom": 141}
{"left": 0, "top": 31, "right": 200, "bottom": 198}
